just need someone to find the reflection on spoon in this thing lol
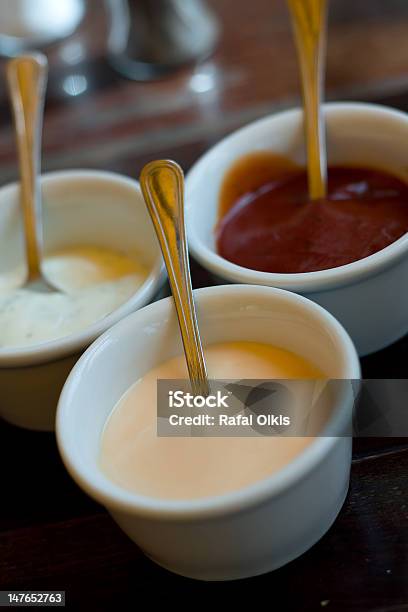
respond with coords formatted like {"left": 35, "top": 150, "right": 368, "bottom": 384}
{"left": 140, "top": 159, "right": 209, "bottom": 397}
{"left": 7, "top": 52, "right": 58, "bottom": 292}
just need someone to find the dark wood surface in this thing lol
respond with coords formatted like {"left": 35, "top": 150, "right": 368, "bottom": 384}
{"left": 0, "top": 1, "right": 408, "bottom": 609}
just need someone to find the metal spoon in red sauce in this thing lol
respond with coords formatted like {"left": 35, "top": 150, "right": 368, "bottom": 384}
{"left": 216, "top": 152, "right": 408, "bottom": 274}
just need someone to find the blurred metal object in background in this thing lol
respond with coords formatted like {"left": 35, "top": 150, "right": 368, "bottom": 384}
{"left": 106, "top": 0, "right": 220, "bottom": 81}
{"left": 0, "top": 0, "right": 86, "bottom": 56}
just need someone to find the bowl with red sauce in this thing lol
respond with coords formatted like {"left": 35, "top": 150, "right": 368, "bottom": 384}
{"left": 186, "top": 103, "right": 408, "bottom": 356}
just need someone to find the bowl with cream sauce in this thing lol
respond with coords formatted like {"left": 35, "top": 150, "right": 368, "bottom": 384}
{"left": 186, "top": 103, "right": 408, "bottom": 356}
{"left": 56, "top": 284, "right": 360, "bottom": 581}
{"left": 0, "top": 170, "right": 164, "bottom": 430}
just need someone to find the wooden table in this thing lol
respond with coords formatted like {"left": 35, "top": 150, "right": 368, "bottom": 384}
{"left": 0, "top": 1, "right": 408, "bottom": 609}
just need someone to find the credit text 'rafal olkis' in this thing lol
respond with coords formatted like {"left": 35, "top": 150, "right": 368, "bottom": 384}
{"left": 167, "top": 389, "right": 291, "bottom": 428}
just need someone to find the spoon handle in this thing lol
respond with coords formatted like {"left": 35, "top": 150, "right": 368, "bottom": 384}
{"left": 287, "top": 0, "right": 328, "bottom": 200}
{"left": 140, "top": 160, "right": 209, "bottom": 396}
{"left": 7, "top": 53, "right": 48, "bottom": 283}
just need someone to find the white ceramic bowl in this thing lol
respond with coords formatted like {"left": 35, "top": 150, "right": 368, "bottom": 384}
{"left": 186, "top": 102, "right": 408, "bottom": 356}
{"left": 0, "top": 170, "right": 165, "bottom": 431}
{"left": 0, "top": 0, "right": 85, "bottom": 53}
{"left": 56, "top": 284, "right": 360, "bottom": 581}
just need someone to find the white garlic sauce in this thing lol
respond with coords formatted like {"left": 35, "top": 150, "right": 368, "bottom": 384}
{"left": 0, "top": 246, "right": 148, "bottom": 348}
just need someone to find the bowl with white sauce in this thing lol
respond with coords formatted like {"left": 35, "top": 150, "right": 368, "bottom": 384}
{"left": 56, "top": 284, "right": 360, "bottom": 581}
{"left": 0, "top": 170, "right": 165, "bottom": 431}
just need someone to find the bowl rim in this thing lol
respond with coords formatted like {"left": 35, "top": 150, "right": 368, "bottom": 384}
{"left": 56, "top": 284, "right": 361, "bottom": 521}
{"left": 186, "top": 102, "right": 408, "bottom": 292}
{"left": 0, "top": 169, "right": 165, "bottom": 367}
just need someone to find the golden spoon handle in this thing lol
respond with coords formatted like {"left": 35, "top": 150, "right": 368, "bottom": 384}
{"left": 287, "top": 0, "right": 328, "bottom": 200}
{"left": 140, "top": 160, "right": 209, "bottom": 397}
{"left": 7, "top": 53, "right": 48, "bottom": 283}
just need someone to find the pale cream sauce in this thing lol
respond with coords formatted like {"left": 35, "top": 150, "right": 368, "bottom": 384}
{"left": 100, "top": 341, "right": 326, "bottom": 500}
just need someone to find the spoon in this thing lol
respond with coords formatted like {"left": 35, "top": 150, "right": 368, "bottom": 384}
{"left": 287, "top": 0, "right": 328, "bottom": 200}
{"left": 6, "top": 52, "right": 57, "bottom": 292}
{"left": 140, "top": 159, "right": 209, "bottom": 397}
